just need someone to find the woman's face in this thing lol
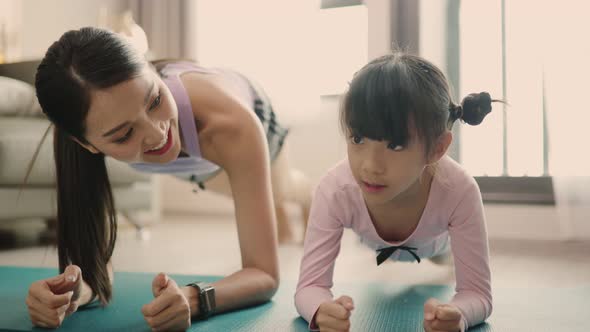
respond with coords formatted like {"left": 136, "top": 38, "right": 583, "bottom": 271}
{"left": 80, "top": 65, "right": 182, "bottom": 164}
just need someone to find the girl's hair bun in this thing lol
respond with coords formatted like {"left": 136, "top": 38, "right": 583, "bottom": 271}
{"left": 460, "top": 91, "right": 493, "bottom": 125}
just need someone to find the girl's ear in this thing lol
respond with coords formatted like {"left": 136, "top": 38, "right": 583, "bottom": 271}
{"left": 71, "top": 137, "right": 100, "bottom": 154}
{"left": 428, "top": 131, "right": 452, "bottom": 164}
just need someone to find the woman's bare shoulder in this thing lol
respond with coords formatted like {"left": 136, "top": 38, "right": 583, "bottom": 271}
{"left": 179, "top": 71, "right": 263, "bottom": 165}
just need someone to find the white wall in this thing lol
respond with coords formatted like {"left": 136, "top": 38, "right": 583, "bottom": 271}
{"left": 18, "top": 0, "right": 128, "bottom": 60}
{"left": 366, "top": 0, "right": 391, "bottom": 60}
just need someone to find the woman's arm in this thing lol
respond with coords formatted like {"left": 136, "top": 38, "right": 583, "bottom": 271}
{"left": 180, "top": 73, "right": 280, "bottom": 315}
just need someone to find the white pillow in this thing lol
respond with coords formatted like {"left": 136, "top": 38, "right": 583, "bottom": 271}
{"left": 0, "top": 76, "right": 43, "bottom": 117}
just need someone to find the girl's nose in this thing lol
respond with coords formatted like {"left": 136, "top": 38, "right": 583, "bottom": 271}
{"left": 362, "top": 149, "right": 386, "bottom": 175}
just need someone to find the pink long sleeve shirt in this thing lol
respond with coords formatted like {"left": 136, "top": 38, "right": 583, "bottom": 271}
{"left": 294, "top": 156, "right": 492, "bottom": 331}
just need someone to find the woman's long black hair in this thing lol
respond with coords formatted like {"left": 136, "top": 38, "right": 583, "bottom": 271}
{"left": 34, "top": 27, "right": 145, "bottom": 304}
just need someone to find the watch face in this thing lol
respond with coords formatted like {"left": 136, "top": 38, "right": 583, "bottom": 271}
{"left": 197, "top": 283, "right": 215, "bottom": 316}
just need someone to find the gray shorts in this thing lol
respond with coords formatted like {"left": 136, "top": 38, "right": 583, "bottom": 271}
{"left": 244, "top": 75, "right": 289, "bottom": 162}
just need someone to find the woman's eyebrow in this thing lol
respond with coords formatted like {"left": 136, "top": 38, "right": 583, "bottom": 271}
{"left": 102, "top": 122, "right": 130, "bottom": 137}
{"left": 143, "top": 81, "right": 155, "bottom": 106}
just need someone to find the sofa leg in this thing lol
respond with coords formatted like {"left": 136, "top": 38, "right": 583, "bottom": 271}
{"left": 135, "top": 227, "right": 150, "bottom": 241}
{"left": 121, "top": 212, "right": 151, "bottom": 241}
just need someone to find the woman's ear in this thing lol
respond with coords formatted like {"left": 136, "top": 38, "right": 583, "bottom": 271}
{"left": 71, "top": 137, "right": 100, "bottom": 154}
{"left": 428, "top": 131, "right": 452, "bottom": 164}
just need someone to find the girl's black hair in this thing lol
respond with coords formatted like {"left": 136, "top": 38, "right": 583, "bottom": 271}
{"left": 341, "top": 52, "right": 499, "bottom": 157}
{"left": 34, "top": 27, "right": 145, "bottom": 304}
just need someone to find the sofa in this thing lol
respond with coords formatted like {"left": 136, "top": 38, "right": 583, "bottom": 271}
{"left": 0, "top": 60, "right": 159, "bottom": 237}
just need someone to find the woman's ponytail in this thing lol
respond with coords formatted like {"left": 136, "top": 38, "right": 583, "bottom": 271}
{"left": 54, "top": 127, "right": 117, "bottom": 305}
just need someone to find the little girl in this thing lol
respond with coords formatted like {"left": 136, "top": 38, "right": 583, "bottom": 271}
{"left": 295, "top": 53, "right": 497, "bottom": 332}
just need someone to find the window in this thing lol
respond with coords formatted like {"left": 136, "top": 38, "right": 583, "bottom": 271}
{"left": 460, "top": 0, "right": 545, "bottom": 177}
{"left": 455, "top": 1, "right": 590, "bottom": 203}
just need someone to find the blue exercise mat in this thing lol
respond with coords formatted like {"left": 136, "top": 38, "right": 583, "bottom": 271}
{"left": 0, "top": 266, "right": 587, "bottom": 331}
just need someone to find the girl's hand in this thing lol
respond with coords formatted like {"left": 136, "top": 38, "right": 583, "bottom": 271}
{"left": 26, "top": 265, "right": 83, "bottom": 328}
{"left": 315, "top": 295, "right": 354, "bottom": 332}
{"left": 423, "top": 298, "right": 463, "bottom": 332}
{"left": 141, "top": 273, "right": 191, "bottom": 332}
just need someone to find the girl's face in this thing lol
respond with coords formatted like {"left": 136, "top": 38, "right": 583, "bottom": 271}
{"left": 347, "top": 128, "right": 438, "bottom": 207}
{"left": 79, "top": 66, "right": 181, "bottom": 164}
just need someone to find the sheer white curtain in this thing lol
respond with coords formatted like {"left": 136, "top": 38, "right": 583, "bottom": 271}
{"left": 543, "top": 1, "right": 590, "bottom": 238}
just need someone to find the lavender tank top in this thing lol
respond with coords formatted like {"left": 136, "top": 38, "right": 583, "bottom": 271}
{"left": 129, "top": 62, "right": 252, "bottom": 183}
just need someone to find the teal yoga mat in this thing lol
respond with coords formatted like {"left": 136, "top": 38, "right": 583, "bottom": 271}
{"left": 0, "top": 266, "right": 587, "bottom": 331}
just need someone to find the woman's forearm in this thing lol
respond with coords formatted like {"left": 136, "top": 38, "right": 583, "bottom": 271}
{"left": 182, "top": 267, "right": 278, "bottom": 317}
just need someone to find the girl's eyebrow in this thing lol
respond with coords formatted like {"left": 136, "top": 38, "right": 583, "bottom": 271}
{"left": 102, "top": 81, "right": 155, "bottom": 137}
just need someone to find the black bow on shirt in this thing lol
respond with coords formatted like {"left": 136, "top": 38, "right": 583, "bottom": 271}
{"left": 376, "top": 245, "right": 421, "bottom": 266}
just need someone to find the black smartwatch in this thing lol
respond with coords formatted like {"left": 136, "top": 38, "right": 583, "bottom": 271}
{"left": 186, "top": 282, "right": 216, "bottom": 319}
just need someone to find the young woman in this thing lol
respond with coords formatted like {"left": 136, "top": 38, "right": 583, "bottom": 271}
{"left": 25, "top": 27, "right": 310, "bottom": 330}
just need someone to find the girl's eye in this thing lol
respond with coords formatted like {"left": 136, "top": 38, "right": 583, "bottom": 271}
{"left": 149, "top": 92, "right": 161, "bottom": 111}
{"left": 350, "top": 135, "right": 364, "bottom": 145}
{"left": 114, "top": 128, "right": 134, "bottom": 144}
{"left": 387, "top": 142, "right": 404, "bottom": 151}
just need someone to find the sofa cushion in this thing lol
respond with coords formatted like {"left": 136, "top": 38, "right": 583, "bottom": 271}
{"left": 0, "top": 117, "right": 151, "bottom": 185}
{"left": 0, "top": 76, "right": 43, "bottom": 117}
{"left": 0, "top": 184, "right": 153, "bottom": 219}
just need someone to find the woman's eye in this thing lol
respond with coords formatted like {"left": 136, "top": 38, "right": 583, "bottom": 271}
{"left": 387, "top": 142, "right": 404, "bottom": 151}
{"left": 114, "top": 128, "right": 134, "bottom": 144}
{"left": 350, "top": 135, "right": 364, "bottom": 145}
{"left": 149, "top": 93, "right": 161, "bottom": 111}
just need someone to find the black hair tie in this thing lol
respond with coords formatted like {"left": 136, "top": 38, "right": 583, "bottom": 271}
{"left": 460, "top": 92, "right": 493, "bottom": 125}
{"left": 376, "top": 245, "right": 421, "bottom": 265}
{"left": 449, "top": 104, "right": 463, "bottom": 122}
